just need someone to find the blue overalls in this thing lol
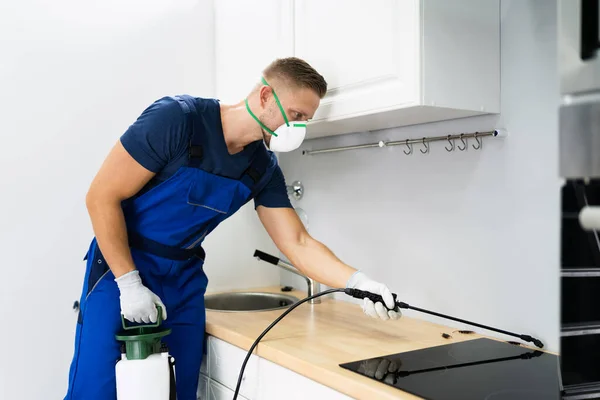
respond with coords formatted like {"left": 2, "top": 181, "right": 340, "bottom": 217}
{"left": 65, "top": 95, "right": 277, "bottom": 400}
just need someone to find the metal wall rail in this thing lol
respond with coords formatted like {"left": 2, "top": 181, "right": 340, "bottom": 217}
{"left": 302, "top": 129, "right": 508, "bottom": 156}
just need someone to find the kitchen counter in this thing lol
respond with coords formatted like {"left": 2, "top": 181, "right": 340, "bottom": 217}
{"left": 205, "top": 286, "right": 511, "bottom": 400}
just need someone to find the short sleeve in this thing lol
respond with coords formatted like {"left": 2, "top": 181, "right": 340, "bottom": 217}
{"left": 254, "top": 165, "right": 293, "bottom": 209}
{"left": 120, "top": 97, "right": 189, "bottom": 173}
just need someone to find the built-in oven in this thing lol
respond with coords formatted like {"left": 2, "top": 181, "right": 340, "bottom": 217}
{"left": 559, "top": 1, "right": 600, "bottom": 398}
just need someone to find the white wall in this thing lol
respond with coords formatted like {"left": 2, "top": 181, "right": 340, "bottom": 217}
{"left": 279, "top": 0, "right": 561, "bottom": 352}
{"left": 0, "top": 1, "right": 276, "bottom": 399}
{"left": 203, "top": 204, "right": 280, "bottom": 294}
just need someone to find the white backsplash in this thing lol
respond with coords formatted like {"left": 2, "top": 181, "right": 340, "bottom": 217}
{"left": 203, "top": 203, "right": 280, "bottom": 293}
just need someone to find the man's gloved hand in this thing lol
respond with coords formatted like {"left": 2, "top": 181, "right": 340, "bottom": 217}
{"left": 346, "top": 271, "right": 401, "bottom": 321}
{"left": 115, "top": 270, "right": 167, "bottom": 323}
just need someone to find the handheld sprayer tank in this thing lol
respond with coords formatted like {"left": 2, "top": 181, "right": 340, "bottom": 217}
{"left": 115, "top": 306, "right": 176, "bottom": 400}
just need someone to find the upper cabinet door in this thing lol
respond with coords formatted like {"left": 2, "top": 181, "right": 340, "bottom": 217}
{"left": 294, "top": 0, "right": 420, "bottom": 129}
{"left": 214, "top": 0, "right": 294, "bottom": 104}
{"left": 294, "top": 0, "right": 500, "bottom": 139}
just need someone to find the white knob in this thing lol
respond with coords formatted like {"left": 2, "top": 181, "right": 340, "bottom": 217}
{"left": 579, "top": 206, "right": 600, "bottom": 231}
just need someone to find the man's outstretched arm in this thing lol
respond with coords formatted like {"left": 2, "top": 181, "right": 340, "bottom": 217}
{"left": 256, "top": 206, "right": 355, "bottom": 288}
{"left": 256, "top": 206, "right": 400, "bottom": 320}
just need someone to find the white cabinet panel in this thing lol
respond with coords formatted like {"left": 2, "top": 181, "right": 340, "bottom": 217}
{"left": 197, "top": 373, "right": 209, "bottom": 399}
{"left": 295, "top": 0, "right": 417, "bottom": 89}
{"left": 257, "top": 357, "right": 354, "bottom": 400}
{"left": 200, "top": 356, "right": 208, "bottom": 375}
{"left": 202, "top": 335, "right": 352, "bottom": 400}
{"left": 214, "top": 0, "right": 294, "bottom": 104}
{"left": 200, "top": 335, "right": 209, "bottom": 375}
{"left": 208, "top": 378, "right": 250, "bottom": 400}
{"left": 295, "top": 0, "right": 420, "bottom": 124}
{"left": 207, "top": 335, "right": 260, "bottom": 399}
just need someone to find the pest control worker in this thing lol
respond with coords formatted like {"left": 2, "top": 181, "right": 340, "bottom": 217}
{"left": 65, "top": 58, "right": 400, "bottom": 400}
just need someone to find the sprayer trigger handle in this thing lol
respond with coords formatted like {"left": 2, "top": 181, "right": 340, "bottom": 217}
{"left": 344, "top": 288, "right": 400, "bottom": 312}
{"left": 121, "top": 304, "right": 164, "bottom": 330}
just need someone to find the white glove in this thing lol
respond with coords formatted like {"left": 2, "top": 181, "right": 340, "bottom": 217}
{"left": 346, "top": 271, "right": 401, "bottom": 321}
{"left": 115, "top": 270, "right": 167, "bottom": 323}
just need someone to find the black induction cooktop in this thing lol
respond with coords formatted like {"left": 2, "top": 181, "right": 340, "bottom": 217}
{"left": 339, "top": 338, "right": 561, "bottom": 400}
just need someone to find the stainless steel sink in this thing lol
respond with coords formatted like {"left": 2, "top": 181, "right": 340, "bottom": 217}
{"left": 204, "top": 292, "right": 300, "bottom": 312}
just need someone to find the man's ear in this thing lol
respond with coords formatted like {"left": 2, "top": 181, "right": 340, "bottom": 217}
{"left": 259, "top": 85, "right": 272, "bottom": 108}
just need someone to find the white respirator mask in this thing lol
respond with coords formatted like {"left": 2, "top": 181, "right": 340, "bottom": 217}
{"left": 245, "top": 77, "right": 308, "bottom": 153}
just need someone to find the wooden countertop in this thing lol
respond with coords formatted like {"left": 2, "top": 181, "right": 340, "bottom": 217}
{"left": 204, "top": 286, "right": 533, "bottom": 400}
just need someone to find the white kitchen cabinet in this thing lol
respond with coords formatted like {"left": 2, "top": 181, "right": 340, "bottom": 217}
{"left": 199, "top": 335, "right": 352, "bottom": 399}
{"left": 294, "top": 0, "right": 500, "bottom": 138}
{"left": 208, "top": 378, "right": 250, "bottom": 400}
{"left": 257, "top": 357, "right": 353, "bottom": 400}
{"left": 215, "top": 0, "right": 499, "bottom": 138}
{"left": 207, "top": 335, "right": 260, "bottom": 399}
{"left": 214, "top": 0, "right": 295, "bottom": 104}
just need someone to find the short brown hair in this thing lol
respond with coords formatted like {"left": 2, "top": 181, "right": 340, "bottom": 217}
{"left": 263, "top": 57, "right": 327, "bottom": 99}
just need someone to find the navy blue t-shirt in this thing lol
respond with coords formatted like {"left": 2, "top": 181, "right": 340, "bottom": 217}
{"left": 120, "top": 96, "right": 292, "bottom": 209}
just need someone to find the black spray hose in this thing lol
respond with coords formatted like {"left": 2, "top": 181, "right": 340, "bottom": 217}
{"left": 233, "top": 288, "right": 544, "bottom": 400}
{"left": 233, "top": 288, "right": 345, "bottom": 400}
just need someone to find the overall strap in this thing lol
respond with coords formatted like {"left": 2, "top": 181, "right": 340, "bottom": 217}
{"left": 241, "top": 147, "right": 277, "bottom": 200}
{"left": 240, "top": 147, "right": 269, "bottom": 189}
{"left": 170, "top": 95, "right": 204, "bottom": 168}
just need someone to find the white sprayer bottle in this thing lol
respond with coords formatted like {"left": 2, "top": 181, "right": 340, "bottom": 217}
{"left": 115, "top": 306, "right": 176, "bottom": 400}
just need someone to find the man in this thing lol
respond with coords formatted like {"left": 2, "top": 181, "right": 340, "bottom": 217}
{"left": 65, "top": 57, "right": 400, "bottom": 400}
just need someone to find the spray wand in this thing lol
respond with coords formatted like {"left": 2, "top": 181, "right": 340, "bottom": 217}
{"left": 344, "top": 288, "right": 544, "bottom": 348}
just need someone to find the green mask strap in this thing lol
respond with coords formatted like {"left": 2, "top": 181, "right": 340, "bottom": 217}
{"left": 261, "top": 77, "right": 290, "bottom": 127}
{"left": 245, "top": 98, "right": 278, "bottom": 137}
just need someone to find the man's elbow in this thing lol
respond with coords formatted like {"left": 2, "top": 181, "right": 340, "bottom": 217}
{"left": 85, "top": 187, "right": 120, "bottom": 214}
{"left": 296, "top": 230, "right": 311, "bottom": 247}
{"left": 283, "top": 230, "right": 310, "bottom": 252}
{"left": 279, "top": 231, "right": 312, "bottom": 265}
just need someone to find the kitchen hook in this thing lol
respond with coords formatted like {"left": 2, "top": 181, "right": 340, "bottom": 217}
{"left": 420, "top": 137, "right": 429, "bottom": 154}
{"left": 403, "top": 139, "right": 413, "bottom": 155}
{"left": 472, "top": 132, "right": 482, "bottom": 150}
{"left": 458, "top": 134, "right": 467, "bottom": 151}
{"left": 445, "top": 135, "right": 455, "bottom": 152}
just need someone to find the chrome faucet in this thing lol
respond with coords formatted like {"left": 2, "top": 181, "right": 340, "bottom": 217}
{"left": 253, "top": 250, "right": 321, "bottom": 304}
{"left": 286, "top": 180, "right": 304, "bottom": 200}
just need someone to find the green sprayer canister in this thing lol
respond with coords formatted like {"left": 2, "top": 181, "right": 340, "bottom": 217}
{"left": 115, "top": 306, "right": 176, "bottom": 399}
